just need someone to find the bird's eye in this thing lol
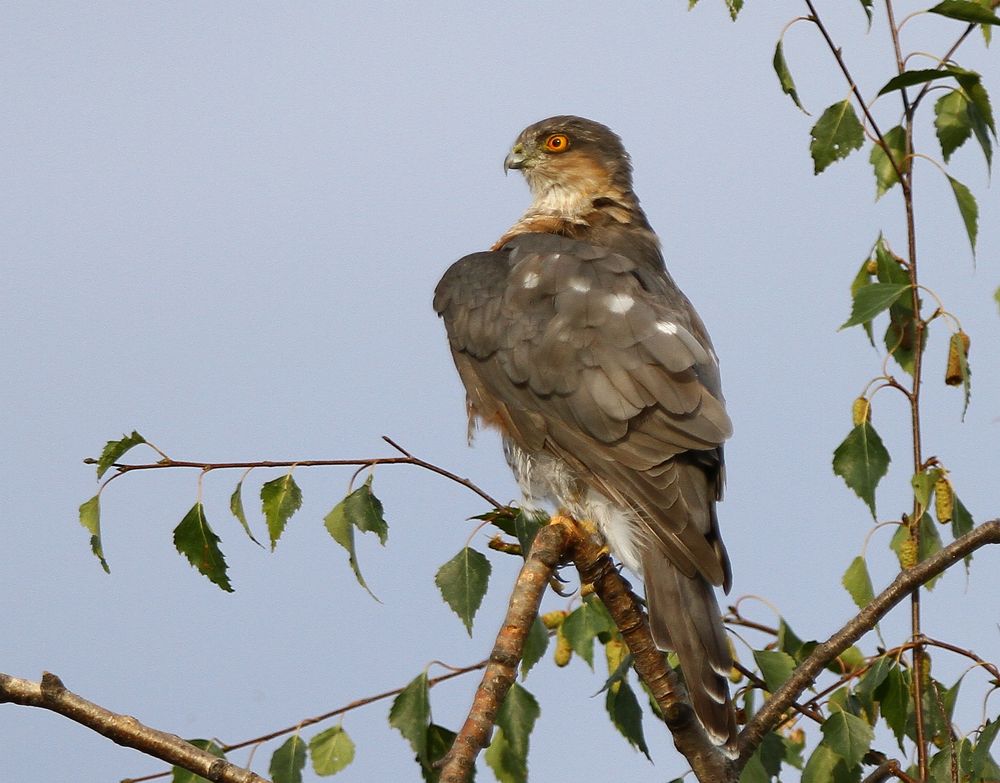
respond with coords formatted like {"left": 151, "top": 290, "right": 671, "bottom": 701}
{"left": 543, "top": 133, "right": 570, "bottom": 152}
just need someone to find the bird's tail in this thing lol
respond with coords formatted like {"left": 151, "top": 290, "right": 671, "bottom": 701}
{"left": 643, "top": 556, "right": 737, "bottom": 748}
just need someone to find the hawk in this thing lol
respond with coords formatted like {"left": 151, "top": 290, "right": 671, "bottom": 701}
{"left": 434, "top": 116, "right": 736, "bottom": 745}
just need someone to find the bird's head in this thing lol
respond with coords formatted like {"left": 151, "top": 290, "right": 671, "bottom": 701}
{"left": 503, "top": 116, "right": 635, "bottom": 216}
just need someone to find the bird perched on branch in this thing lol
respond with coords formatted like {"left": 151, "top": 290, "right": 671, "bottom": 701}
{"left": 434, "top": 116, "right": 736, "bottom": 746}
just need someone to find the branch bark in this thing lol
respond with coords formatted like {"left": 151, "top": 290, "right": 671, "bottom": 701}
{"left": 0, "top": 671, "right": 269, "bottom": 783}
{"left": 738, "top": 519, "right": 1000, "bottom": 762}
{"left": 439, "top": 521, "right": 571, "bottom": 783}
{"left": 569, "top": 518, "right": 737, "bottom": 783}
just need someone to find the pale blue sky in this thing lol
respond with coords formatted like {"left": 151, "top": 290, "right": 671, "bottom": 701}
{"left": 2, "top": 2, "right": 998, "bottom": 781}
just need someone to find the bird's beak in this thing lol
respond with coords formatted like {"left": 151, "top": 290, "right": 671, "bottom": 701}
{"left": 504, "top": 144, "right": 528, "bottom": 174}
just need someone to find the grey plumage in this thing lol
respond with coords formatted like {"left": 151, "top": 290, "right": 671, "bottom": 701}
{"left": 434, "top": 116, "right": 736, "bottom": 746}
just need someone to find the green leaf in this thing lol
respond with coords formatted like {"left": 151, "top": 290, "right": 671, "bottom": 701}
{"left": 269, "top": 735, "right": 307, "bottom": 783}
{"left": 869, "top": 125, "right": 908, "bottom": 199}
{"left": 725, "top": 0, "right": 744, "bottom": 21}
{"left": 773, "top": 40, "right": 806, "bottom": 113}
{"left": 878, "top": 68, "right": 955, "bottom": 96}
{"left": 561, "top": 605, "right": 597, "bottom": 668}
{"left": 753, "top": 650, "right": 796, "bottom": 692}
{"left": 850, "top": 258, "right": 876, "bottom": 345}
{"left": 497, "top": 682, "right": 540, "bottom": 761}
{"left": 485, "top": 727, "right": 523, "bottom": 783}
{"left": 260, "top": 473, "right": 302, "bottom": 550}
{"left": 810, "top": 100, "right": 865, "bottom": 174}
{"left": 856, "top": 656, "right": 894, "bottom": 703}
{"left": 229, "top": 478, "right": 262, "bottom": 546}
{"left": 832, "top": 422, "right": 891, "bottom": 518}
{"left": 521, "top": 616, "right": 549, "bottom": 680}
{"left": 842, "top": 556, "right": 875, "bottom": 609}
{"left": 858, "top": 0, "right": 873, "bottom": 23}
{"left": 972, "top": 719, "right": 1000, "bottom": 779}
{"left": 309, "top": 725, "right": 355, "bottom": 776}
{"left": 801, "top": 743, "right": 848, "bottom": 783}
{"left": 954, "top": 69, "right": 996, "bottom": 135}
{"left": 78, "top": 495, "right": 110, "bottom": 573}
{"left": 422, "top": 724, "right": 462, "bottom": 783}
{"left": 389, "top": 672, "right": 431, "bottom": 766}
{"left": 324, "top": 492, "right": 378, "bottom": 599}
{"left": 173, "top": 503, "right": 233, "bottom": 592}
{"left": 434, "top": 547, "right": 491, "bottom": 635}
{"left": 95, "top": 430, "right": 146, "bottom": 479}
{"left": 947, "top": 175, "right": 979, "bottom": 257}
{"left": 912, "top": 469, "right": 941, "bottom": 518}
{"left": 935, "top": 90, "right": 973, "bottom": 162}
{"left": 879, "top": 665, "right": 910, "bottom": 745}
{"left": 821, "top": 711, "right": 873, "bottom": 767}
{"left": 739, "top": 751, "right": 770, "bottom": 783}
{"left": 172, "top": 739, "right": 225, "bottom": 783}
{"left": 605, "top": 678, "right": 650, "bottom": 758}
{"left": 929, "top": 0, "right": 1000, "bottom": 24}
{"left": 952, "top": 493, "right": 974, "bottom": 539}
{"left": 777, "top": 619, "right": 805, "bottom": 661}
{"left": 841, "top": 283, "right": 910, "bottom": 329}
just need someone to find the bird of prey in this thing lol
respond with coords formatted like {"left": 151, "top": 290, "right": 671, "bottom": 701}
{"left": 433, "top": 116, "right": 735, "bottom": 745}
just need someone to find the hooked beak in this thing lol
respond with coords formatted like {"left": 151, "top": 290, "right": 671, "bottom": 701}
{"left": 503, "top": 144, "right": 529, "bottom": 174}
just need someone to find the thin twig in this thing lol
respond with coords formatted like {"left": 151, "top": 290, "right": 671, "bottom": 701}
{"left": 739, "top": 520, "right": 1000, "bottom": 762}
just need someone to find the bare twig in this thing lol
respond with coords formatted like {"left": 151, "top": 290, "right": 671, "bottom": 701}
{"left": 0, "top": 672, "right": 269, "bottom": 783}
{"left": 739, "top": 520, "right": 1000, "bottom": 762}
{"left": 439, "top": 521, "right": 571, "bottom": 782}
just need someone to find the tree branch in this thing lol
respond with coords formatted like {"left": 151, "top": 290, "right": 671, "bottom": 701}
{"left": 0, "top": 671, "right": 269, "bottom": 783}
{"left": 738, "top": 519, "right": 1000, "bottom": 761}
{"left": 439, "top": 521, "right": 571, "bottom": 783}
{"left": 568, "top": 518, "right": 737, "bottom": 783}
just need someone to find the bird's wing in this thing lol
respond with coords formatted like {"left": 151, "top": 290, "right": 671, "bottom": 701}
{"left": 434, "top": 232, "right": 731, "bottom": 587}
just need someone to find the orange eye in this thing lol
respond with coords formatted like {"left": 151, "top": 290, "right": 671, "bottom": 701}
{"left": 543, "top": 133, "right": 569, "bottom": 153}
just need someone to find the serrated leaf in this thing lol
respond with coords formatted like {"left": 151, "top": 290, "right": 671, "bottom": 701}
{"left": 874, "top": 238, "right": 908, "bottom": 284}
{"left": 929, "top": 0, "right": 1000, "bottom": 24}
{"left": 485, "top": 727, "right": 523, "bottom": 783}
{"left": 324, "top": 498, "right": 375, "bottom": 598}
{"left": 78, "top": 495, "right": 110, "bottom": 573}
{"left": 605, "top": 678, "right": 650, "bottom": 759}
{"left": 95, "top": 430, "right": 146, "bottom": 479}
{"left": 954, "top": 69, "right": 996, "bottom": 135}
{"left": 260, "top": 473, "right": 302, "bottom": 550}
{"left": 422, "top": 724, "right": 463, "bottom": 783}
{"left": 880, "top": 665, "right": 910, "bottom": 745}
{"left": 269, "top": 735, "right": 307, "bottom": 783}
{"left": 173, "top": 503, "right": 233, "bottom": 592}
{"left": 777, "top": 619, "right": 805, "bottom": 661}
{"left": 832, "top": 422, "right": 891, "bottom": 518}
{"left": 870, "top": 125, "right": 908, "bottom": 199}
{"left": 753, "top": 650, "right": 796, "bottom": 692}
{"left": 841, "top": 283, "right": 910, "bottom": 329}
{"left": 229, "top": 478, "right": 262, "bottom": 546}
{"left": 435, "top": 547, "right": 491, "bottom": 635}
{"left": 858, "top": 0, "right": 873, "bottom": 23}
{"left": 952, "top": 493, "right": 974, "bottom": 539}
{"left": 801, "top": 743, "right": 847, "bottom": 783}
{"left": 947, "top": 175, "right": 979, "bottom": 257}
{"left": 842, "top": 556, "right": 875, "bottom": 609}
{"left": 389, "top": 672, "right": 430, "bottom": 766}
{"left": 810, "top": 101, "right": 864, "bottom": 174}
{"left": 309, "top": 725, "right": 355, "bottom": 776}
{"left": 497, "top": 682, "right": 539, "bottom": 761}
{"left": 725, "top": 0, "right": 743, "bottom": 21}
{"left": 822, "top": 711, "right": 873, "bottom": 767}
{"left": 935, "top": 90, "right": 973, "bottom": 162}
{"left": 521, "top": 616, "right": 549, "bottom": 680}
{"left": 774, "top": 40, "right": 806, "bottom": 113}
{"left": 172, "top": 739, "right": 225, "bottom": 783}
{"left": 972, "top": 719, "right": 1000, "bottom": 779}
